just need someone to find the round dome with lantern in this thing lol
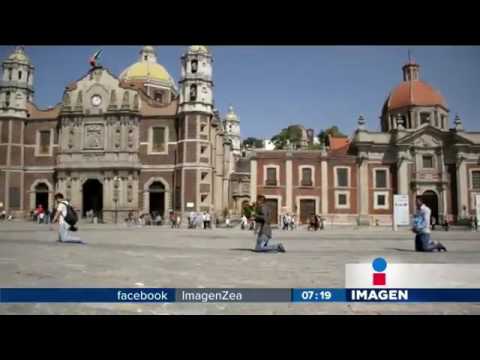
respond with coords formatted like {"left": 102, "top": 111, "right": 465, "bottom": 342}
{"left": 225, "top": 105, "right": 239, "bottom": 122}
{"left": 380, "top": 57, "right": 450, "bottom": 132}
{"left": 119, "top": 46, "right": 178, "bottom": 104}
{"left": 7, "top": 46, "right": 31, "bottom": 64}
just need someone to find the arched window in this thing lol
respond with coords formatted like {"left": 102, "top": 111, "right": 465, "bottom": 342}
{"left": 154, "top": 91, "right": 163, "bottom": 103}
{"left": 190, "top": 84, "right": 197, "bottom": 101}
{"left": 191, "top": 60, "right": 198, "bottom": 73}
{"left": 18, "top": 71, "right": 22, "bottom": 80}
{"left": 420, "top": 112, "right": 431, "bottom": 125}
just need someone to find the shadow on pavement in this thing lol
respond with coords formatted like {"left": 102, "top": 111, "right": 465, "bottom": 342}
{"left": 230, "top": 248, "right": 257, "bottom": 252}
{"left": 386, "top": 248, "right": 417, "bottom": 252}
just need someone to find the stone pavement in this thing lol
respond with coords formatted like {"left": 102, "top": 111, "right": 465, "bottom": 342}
{"left": 0, "top": 221, "right": 479, "bottom": 314}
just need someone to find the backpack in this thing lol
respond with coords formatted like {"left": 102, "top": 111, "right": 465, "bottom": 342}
{"left": 62, "top": 201, "right": 78, "bottom": 226}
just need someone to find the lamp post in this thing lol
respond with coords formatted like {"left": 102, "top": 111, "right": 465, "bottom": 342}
{"left": 113, "top": 176, "right": 119, "bottom": 224}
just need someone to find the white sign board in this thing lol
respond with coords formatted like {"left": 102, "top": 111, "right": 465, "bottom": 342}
{"left": 476, "top": 195, "right": 480, "bottom": 222}
{"left": 394, "top": 195, "right": 410, "bottom": 226}
{"left": 186, "top": 202, "right": 195, "bottom": 208}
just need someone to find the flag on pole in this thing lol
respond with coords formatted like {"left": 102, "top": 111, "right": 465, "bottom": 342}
{"left": 89, "top": 49, "right": 103, "bottom": 67}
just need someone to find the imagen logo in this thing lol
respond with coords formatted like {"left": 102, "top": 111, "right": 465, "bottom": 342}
{"left": 372, "top": 257, "right": 387, "bottom": 286}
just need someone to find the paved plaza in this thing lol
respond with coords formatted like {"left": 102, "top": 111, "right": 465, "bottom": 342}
{"left": 0, "top": 221, "right": 480, "bottom": 314}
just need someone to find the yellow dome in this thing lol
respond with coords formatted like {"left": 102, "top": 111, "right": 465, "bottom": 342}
{"left": 120, "top": 62, "right": 172, "bottom": 83}
{"left": 119, "top": 46, "right": 177, "bottom": 91}
{"left": 225, "top": 105, "right": 239, "bottom": 121}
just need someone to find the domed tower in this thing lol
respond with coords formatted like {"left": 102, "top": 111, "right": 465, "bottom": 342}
{"left": 178, "top": 45, "right": 213, "bottom": 114}
{"left": 176, "top": 46, "right": 215, "bottom": 215}
{"left": 224, "top": 105, "right": 241, "bottom": 155}
{"left": 119, "top": 46, "right": 177, "bottom": 104}
{"left": 381, "top": 57, "right": 449, "bottom": 132}
{"left": 0, "top": 46, "right": 34, "bottom": 118}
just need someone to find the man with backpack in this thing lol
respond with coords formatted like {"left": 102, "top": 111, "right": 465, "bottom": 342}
{"left": 412, "top": 196, "right": 446, "bottom": 252}
{"left": 254, "top": 195, "right": 286, "bottom": 253}
{"left": 51, "top": 193, "right": 84, "bottom": 244}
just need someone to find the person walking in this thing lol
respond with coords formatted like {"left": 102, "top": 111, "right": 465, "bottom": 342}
{"left": 169, "top": 211, "right": 176, "bottom": 228}
{"left": 412, "top": 196, "right": 446, "bottom": 252}
{"left": 35, "top": 204, "right": 44, "bottom": 224}
{"left": 51, "top": 193, "right": 83, "bottom": 244}
{"left": 282, "top": 213, "right": 290, "bottom": 231}
{"left": 241, "top": 215, "right": 248, "bottom": 230}
{"left": 253, "top": 195, "right": 286, "bottom": 253}
{"left": 290, "top": 214, "right": 296, "bottom": 230}
{"left": 205, "top": 211, "right": 211, "bottom": 229}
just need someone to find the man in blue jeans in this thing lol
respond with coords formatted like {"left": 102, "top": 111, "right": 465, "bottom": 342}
{"left": 254, "top": 195, "right": 286, "bottom": 253}
{"left": 413, "top": 196, "right": 447, "bottom": 252}
{"left": 51, "top": 193, "right": 84, "bottom": 244}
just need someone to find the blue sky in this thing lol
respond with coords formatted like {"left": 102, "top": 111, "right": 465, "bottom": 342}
{"left": 1, "top": 46, "right": 479, "bottom": 139}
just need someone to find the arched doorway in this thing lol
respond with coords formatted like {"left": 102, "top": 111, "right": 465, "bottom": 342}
{"left": 83, "top": 179, "right": 103, "bottom": 218}
{"left": 422, "top": 190, "right": 439, "bottom": 224}
{"left": 35, "top": 183, "right": 49, "bottom": 210}
{"left": 149, "top": 181, "right": 165, "bottom": 217}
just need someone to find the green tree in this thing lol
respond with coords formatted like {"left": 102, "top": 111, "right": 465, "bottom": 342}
{"left": 271, "top": 125, "right": 304, "bottom": 150}
{"left": 242, "top": 137, "right": 264, "bottom": 149}
{"left": 305, "top": 143, "right": 323, "bottom": 150}
{"left": 317, "top": 126, "right": 347, "bottom": 147}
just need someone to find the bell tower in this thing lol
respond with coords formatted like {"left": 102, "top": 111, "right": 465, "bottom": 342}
{"left": 179, "top": 46, "right": 213, "bottom": 114}
{"left": 177, "top": 46, "right": 215, "bottom": 216}
{"left": 0, "top": 46, "right": 34, "bottom": 118}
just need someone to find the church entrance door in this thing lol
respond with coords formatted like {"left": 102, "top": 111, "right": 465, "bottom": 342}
{"left": 83, "top": 179, "right": 103, "bottom": 219}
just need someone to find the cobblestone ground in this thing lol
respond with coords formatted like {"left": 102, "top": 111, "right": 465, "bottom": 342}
{"left": 1, "top": 221, "right": 479, "bottom": 314}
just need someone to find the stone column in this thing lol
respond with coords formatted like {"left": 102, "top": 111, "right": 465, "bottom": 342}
{"left": 359, "top": 159, "right": 369, "bottom": 215}
{"left": 285, "top": 156, "right": 293, "bottom": 212}
{"left": 250, "top": 158, "right": 257, "bottom": 202}
{"left": 70, "top": 178, "right": 82, "bottom": 210}
{"left": 321, "top": 159, "right": 328, "bottom": 215}
{"left": 457, "top": 159, "right": 468, "bottom": 218}
{"left": 442, "top": 185, "right": 448, "bottom": 220}
{"left": 397, "top": 160, "right": 409, "bottom": 195}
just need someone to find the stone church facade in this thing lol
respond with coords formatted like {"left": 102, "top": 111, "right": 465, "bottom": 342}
{"left": 0, "top": 46, "right": 243, "bottom": 222}
{"left": 252, "top": 59, "right": 480, "bottom": 225}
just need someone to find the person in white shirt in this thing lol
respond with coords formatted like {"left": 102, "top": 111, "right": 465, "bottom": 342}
{"left": 241, "top": 215, "right": 248, "bottom": 230}
{"left": 202, "top": 212, "right": 208, "bottom": 229}
{"left": 51, "top": 193, "right": 83, "bottom": 243}
{"left": 413, "top": 197, "right": 446, "bottom": 252}
{"left": 205, "top": 212, "right": 211, "bottom": 229}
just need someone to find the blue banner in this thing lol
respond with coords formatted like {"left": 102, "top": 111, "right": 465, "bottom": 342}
{"left": 347, "top": 289, "right": 480, "bottom": 302}
{"left": 2, "top": 288, "right": 480, "bottom": 303}
{"left": 0, "top": 288, "right": 176, "bottom": 303}
{"left": 292, "top": 289, "right": 347, "bottom": 302}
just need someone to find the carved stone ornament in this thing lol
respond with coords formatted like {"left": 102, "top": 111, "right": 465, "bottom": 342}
{"left": 84, "top": 124, "right": 105, "bottom": 149}
{"left": 128, "top": 128, "right": 134, "bottom": 148}
{"left": 115, "top": 127, "right": 121, "bottom": 148}
{"left": 68, "top": 128, "right": 74, "bottom": 149}
{"left": 414, "top": 134, "right": 441, "bottom": 148}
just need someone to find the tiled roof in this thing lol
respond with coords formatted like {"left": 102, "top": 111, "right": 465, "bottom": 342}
{"left": 385, "top": 80, "right": 447, "bottom": 110}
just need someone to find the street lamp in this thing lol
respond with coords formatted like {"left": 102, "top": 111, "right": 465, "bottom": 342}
{"left": 113, "top": 176, "right": 119, "bottom": 224}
